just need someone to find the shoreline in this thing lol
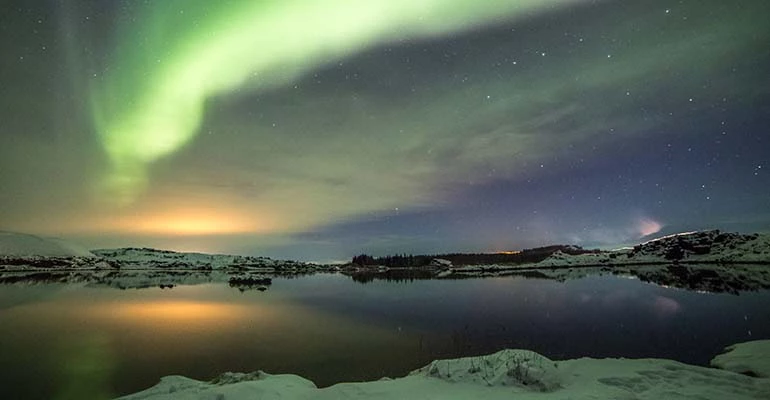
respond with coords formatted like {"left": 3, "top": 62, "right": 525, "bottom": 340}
{"left": 2, "top": 260, "right": 770, "bottom": 294}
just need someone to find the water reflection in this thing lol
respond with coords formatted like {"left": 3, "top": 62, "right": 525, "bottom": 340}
{"left": 652, "top": 295, "right": 682, "bottom": 316}
{"left": 0, "top": 284, "right": 424, "bottom": 399}
{"left": 0, "top": 276, "right": 768, "bottom": 400}
{"left": 52, "top": 333, "right": 115, "bottom": 400}
{"left": 104, "top": 300, "right": 252, "bottom": 326}
{"left": 2, "top": 263, "right": 769, "bottom": 294}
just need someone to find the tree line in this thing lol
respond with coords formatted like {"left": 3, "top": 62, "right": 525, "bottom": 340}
{"left": 351, "top": 245, "right": 596, "bottom": 268}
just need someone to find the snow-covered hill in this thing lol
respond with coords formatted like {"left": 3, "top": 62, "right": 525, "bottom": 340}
{"left": 0, "top": 231, "right": 94, "bottom": 258}
{"left": 538, "top": 230, "right": 770, "bottom": 267}
{"left": 1, "top": 234, "right": 315, "bottom": 276}
{"left": 92, "top": 247, "right": 310, "bottom": 270}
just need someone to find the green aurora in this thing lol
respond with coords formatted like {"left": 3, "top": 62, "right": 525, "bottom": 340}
{"left": 90, "top": 0, "right": 584, "bottom": 204}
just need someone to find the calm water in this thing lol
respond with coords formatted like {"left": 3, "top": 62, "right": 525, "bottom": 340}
{"left": 1, "top": 273, "right": 769, "bottom": 399}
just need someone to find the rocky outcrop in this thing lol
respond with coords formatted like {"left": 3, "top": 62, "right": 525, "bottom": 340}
{"left": 627, "top": 230, "right": 768, "bottom": 263}
{"left": 538, "top": 231, "right": 770, "bottom": 267}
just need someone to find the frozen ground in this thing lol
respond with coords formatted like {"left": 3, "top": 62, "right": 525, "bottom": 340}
{"left": 118, "top": 341, "right": 770, "bottom": 400}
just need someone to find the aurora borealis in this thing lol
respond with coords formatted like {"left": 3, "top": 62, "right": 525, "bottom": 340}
{"left": 92, "top": 0, "right": 577, "bottom": 205}
{"left": 1, "top": 0, "right": 768, "bottom": 260}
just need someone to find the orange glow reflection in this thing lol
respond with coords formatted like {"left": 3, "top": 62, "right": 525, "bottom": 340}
{"left": 86, "top": 300, "right": 264, "bottom": 332}
{"left": 114, "top": 301, "right": 244, "bottom": 321}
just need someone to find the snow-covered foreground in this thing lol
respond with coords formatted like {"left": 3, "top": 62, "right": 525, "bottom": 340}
{"left": 118, "top": 341, "right": 770, "bottom": 400}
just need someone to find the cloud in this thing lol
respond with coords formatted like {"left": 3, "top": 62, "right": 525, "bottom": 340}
{"left": 562, "top": 215, "right": 663, "bottom": 247}
{"left": 636, "top": 217, "right": 663, "bottom": 237}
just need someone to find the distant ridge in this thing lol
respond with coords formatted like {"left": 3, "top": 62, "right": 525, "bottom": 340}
{"left": 0, "top": 231, "right": 94, "bottom": 258}
{"left": 539, "top": 230, "right": 770, "bottom": 266}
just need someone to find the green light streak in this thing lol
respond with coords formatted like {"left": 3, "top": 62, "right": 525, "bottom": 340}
{"left": 90, "top": 0, "right": 583, "bottom": 204}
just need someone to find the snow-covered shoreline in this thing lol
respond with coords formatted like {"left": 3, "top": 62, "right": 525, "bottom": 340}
{"left": 430, "top": 231, "right": 770, "bottom": 293}
{"left": 117, "top": 340, "right": 770, "bottom": 400}
{"left": 2, "top": 230, "right": 769, "bottom": 292}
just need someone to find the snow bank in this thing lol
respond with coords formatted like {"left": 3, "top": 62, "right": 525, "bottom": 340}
{"left": 117, "top": 342, "right": 770, "bottom": 400}
{"left": 0, "top": 231, "right": 94, "bottom": 257}
{"left": 117, "top": 373, "right": 315, "bottom": 400}
{"left": 711, "top": 340, "right": 770, "bottom": 378}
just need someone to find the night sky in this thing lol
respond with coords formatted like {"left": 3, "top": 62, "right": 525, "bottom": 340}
{"left": 1, "top": 0, "right": 768, "bottom": 261}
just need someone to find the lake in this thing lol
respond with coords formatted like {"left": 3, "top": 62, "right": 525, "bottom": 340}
{"left": 1, "top": 273, "right": 769, "bottom": 399}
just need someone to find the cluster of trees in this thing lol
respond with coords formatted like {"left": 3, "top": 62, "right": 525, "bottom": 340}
{"left": 351, "top": 245, "right": 596, "bottom": 267}
{"left": 351, "top": 254, "right": 431, "bottom": 268}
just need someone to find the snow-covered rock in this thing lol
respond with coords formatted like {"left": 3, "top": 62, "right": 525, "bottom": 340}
{"left": 116, "top": 341, "right": 770, "bottom": 400}
{"left": 711, "top": 340, "right": 770, "bottom": 378}
{"left": 430, "top": 258, "right": 453, "bottom": 268}
{"left": 626, "top": 230, "right": 770, "bottom": 263}
{"left": 411, "top": 349, "right": 560, "bottom": 391}
{"left": 538, "top": 230, "right": 770, "bottom": 267}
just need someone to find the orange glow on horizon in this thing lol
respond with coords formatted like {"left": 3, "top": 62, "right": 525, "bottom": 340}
{"left": 132, "top": 214, "right": 254, "bottom": 235}
{"left": 108, "top": 207, "right": 277, "bottom": 236}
